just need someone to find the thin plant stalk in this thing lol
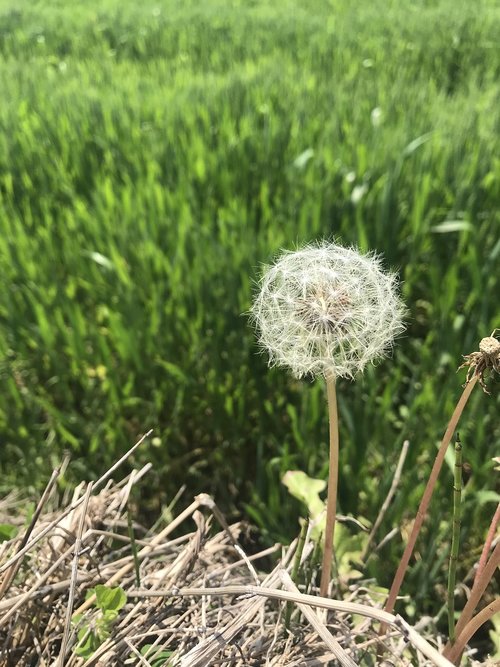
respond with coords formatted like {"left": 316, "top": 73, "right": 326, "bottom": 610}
{"left": 127, "top": 504, "right": 141, "bottom": 588}
{"left": 472, "top": 499, "right": 500, "bottom": 589}
{"left": 382, "top": 375, "right": 478, "bottom": 624}
{"left": 447, "top": 435, "right": 462, "bottom": 644}
{"left": 285, "top": 516, "right": 309, "bottom": 629}
{"left": 58, "top": 482, "right": 93, "bottom": 666}
{"left": 320, "top": 376, "right": 339, "bottom": 597}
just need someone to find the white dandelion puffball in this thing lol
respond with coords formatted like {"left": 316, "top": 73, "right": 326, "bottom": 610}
{"left": 251, "top": 241, "right": 406, "bottom": 379}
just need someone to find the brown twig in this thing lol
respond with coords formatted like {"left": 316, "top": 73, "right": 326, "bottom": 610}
{"left": 445, "top": 597, "right": 500, "bottom": 665}
{"left": 443, "top": 540, "right": 500, "bottom": 660}
{"left": 280, "top": 570, "right": 356, "bottom": 667}
{"left": 472, "top": 500, "right": 500, "bottom": 589}
{"left": 0, "top": 541, "right": 87, "bottom": 627}
{"left": 382, "top": 376, "right": 478, "bottom": 626}
{"left": 0, "top": 435, "right": 486, "bottom": 667}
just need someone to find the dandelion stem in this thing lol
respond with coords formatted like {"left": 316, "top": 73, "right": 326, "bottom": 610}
{"left": 447, "top": 434, "right": 462, "bottom": 644}
{"left": 382, "top": 375, "right": 478, "bottom": 627}
{"left": 320, "top": 375, "right": 339, "bottom": 597}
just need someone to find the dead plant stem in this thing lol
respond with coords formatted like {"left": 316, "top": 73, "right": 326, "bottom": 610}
{"left": 58, "top": 482, "right": 93, "bottom": 666}
{"left": 446, "top": 597, "right": 500, "bottom": 664}
{"left": 444, "top": 539, "right": 500, "bottom": 658}
{"left": 382, "top": 376, "right": 478, "bottom": 626}
{"left": 472, "top": 500, "right": 500, "bottom": 589}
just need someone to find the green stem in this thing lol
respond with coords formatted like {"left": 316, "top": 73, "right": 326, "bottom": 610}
{"left": 447, "top": 434, "right": 462, "bottom": 644}
{"left": 320, "top": 376, "right": 339, "bottom": 597}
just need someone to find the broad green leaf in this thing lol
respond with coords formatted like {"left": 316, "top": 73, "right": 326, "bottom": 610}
{"left": 94, "top": 585, "right": 127, "bottom": 612}
{"left": 101, "top": 609, "right": 119, "bottom": 624}
{"left": 74, "top": 631, "right": 99, "bottom": 658}
{"left": 282, "top": 470, "right": 325, "bottom": 520}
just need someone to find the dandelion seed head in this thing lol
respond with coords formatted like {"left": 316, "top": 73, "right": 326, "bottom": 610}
{"left": 250, "top": 241, "right": 406, "bottom": 379}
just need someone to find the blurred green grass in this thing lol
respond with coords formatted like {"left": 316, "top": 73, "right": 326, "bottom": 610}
{"left": 0, "top": 0, "right": 499, "bottom": 620}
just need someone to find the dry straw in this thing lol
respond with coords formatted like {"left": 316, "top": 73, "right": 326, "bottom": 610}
{"left": 0, "top": 454, "right": 461, "bottom": 666}
{"left": 251, "top": 240, "right": 405, "bottom": 596}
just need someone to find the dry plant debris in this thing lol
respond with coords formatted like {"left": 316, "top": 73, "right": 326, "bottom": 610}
{"left": 458, "top": 330, "right": 500, "bottom": 393}
{"left": 0, "top": 443, "right": 490, "bottom": 667}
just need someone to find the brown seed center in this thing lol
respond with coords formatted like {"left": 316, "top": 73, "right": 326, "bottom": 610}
{"left": 295, "top": 286, "right": 352, "bottom": 335}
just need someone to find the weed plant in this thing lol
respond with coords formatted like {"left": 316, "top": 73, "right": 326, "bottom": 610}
{"left": 0, "top": 0, "right": 499, "bottom": 625}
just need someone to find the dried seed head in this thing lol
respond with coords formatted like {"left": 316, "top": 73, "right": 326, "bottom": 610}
{"left": 458, "top": 329, "right": 500, "bottom": 393}
{"left": 250, "top": 241, "right": 406, "bottom": 379}
{"left": 479, "top": 336, "right": 500, "bottom": 357}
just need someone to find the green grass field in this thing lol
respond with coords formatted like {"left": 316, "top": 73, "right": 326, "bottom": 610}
{"left": 0, "top": 0, "right": 499, "bottom": 627}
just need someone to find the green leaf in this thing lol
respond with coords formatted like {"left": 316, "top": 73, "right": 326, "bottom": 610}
{"left": 95, "top": 623, "right": 111, "bottom": 642}
{"left": 156, "top": 358, "right": 188, "bottom": 384}
{"left": 0, "top": 524, "right": 17, "bottom": 542}
{"left": 94, "top": 585, "right": 127, "bottom": 612}
{"left": 74, "top": 631, "right": 99, "bottom": 658}
{"left": 140, "top": 644, "right": 174, "bottom": 667}
{"left": 475, "top": 490, "right": 500, "bottom": 505}
{"left": 282, "top": 470, "right": 326, "bottom": 521}
{"left": 402, "top": 132, "right": 433, "bottom": 156}
{"left": 488, "top": 615, "right": 500, "bottom": 660}
{"left": 101, "top": 609, "right": 119, "bottom": 624}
